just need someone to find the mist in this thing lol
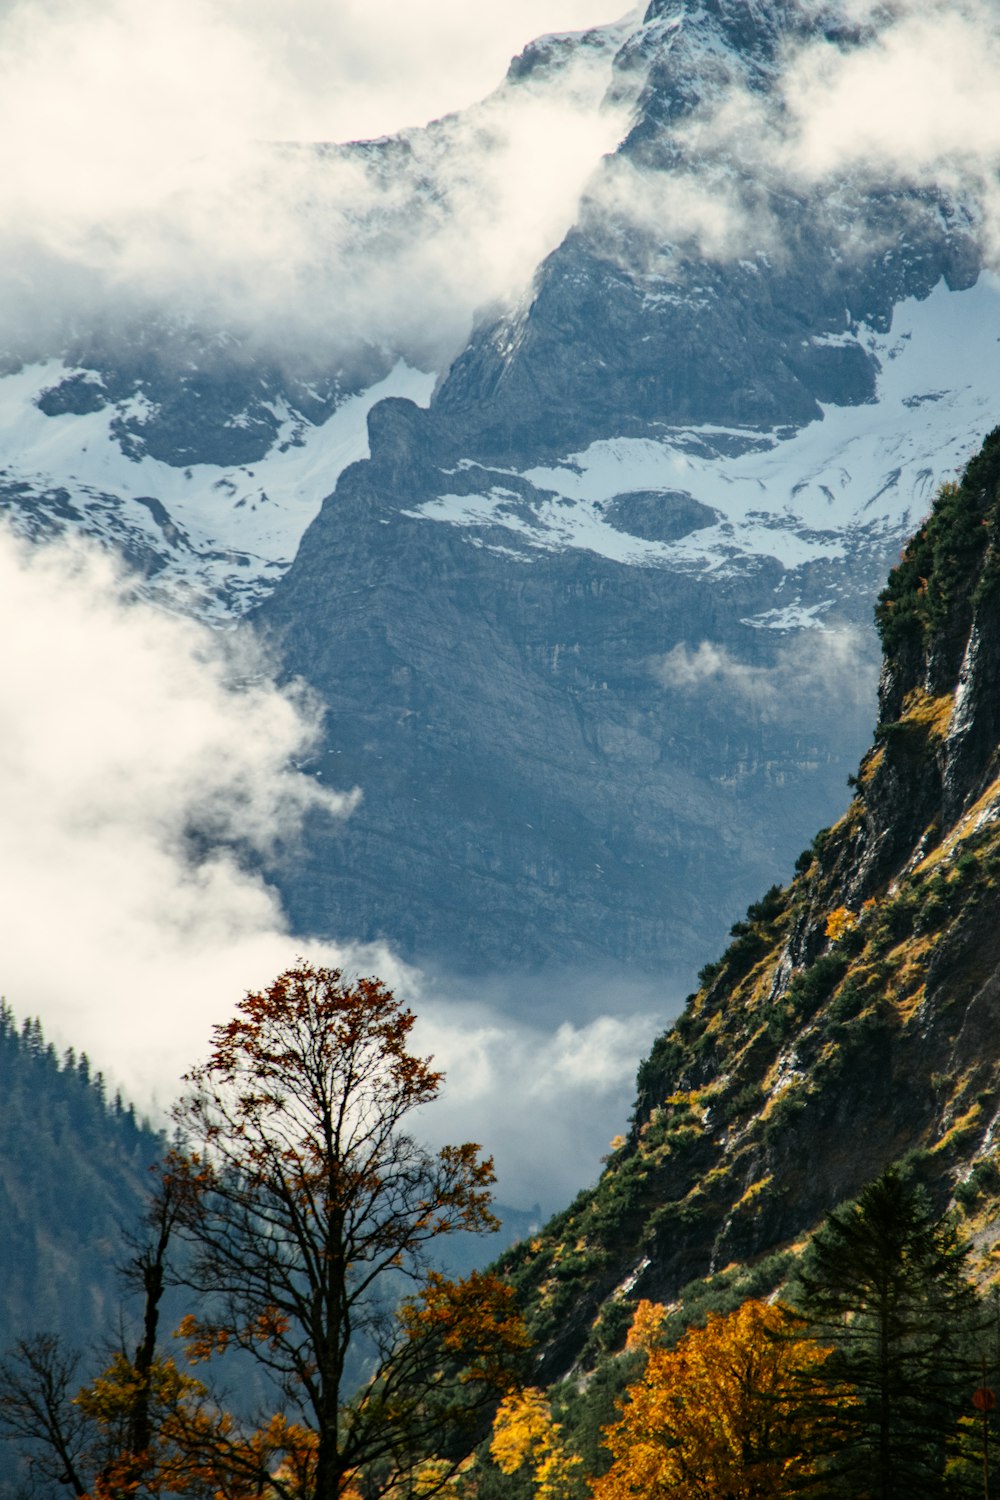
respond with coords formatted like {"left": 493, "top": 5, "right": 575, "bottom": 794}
{"left": 0, "top": 0, "right": 636, "bottom": 367}
{"left": 0, "top": 524, "right": 664, "bottom": 1209}
{"left": 652, "top": 627, "right": 882, "bottom": 723}
{"left": 595, "top": 0, "right": 1000, "bottom": 268}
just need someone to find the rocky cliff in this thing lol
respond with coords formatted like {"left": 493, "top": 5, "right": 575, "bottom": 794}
{"left": 496, "top": 427, "right": 1000, "bottom": 1382}
{"left": 4, "top": 0, "right": 1000, "bottom": 985}
{"left": 255, "top": 0, "right": 999, "bottom": 981}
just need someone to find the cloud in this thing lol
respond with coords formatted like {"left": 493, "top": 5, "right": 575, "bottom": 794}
{"left": 0, "top": 524, "right": 365, "bottom": 1095}
{"left": 588, "top": 0, "right": 1000, "bottom": 271}
{"left": 778, "top": 1, "right": 1000, "bottom": 185}
{"left": 652, "top": 627, "right": 880, "bottom": 718}
{"left": 589, "top": 156, "right": 780, "bottom": 267}
{"left": 0, "top": 0, "right": 635, "bottom": 367}
{"left": 0, "top": 525, "right": 663, "bottom": 1209}
{"left": 413, "top": 997, "right": 665, "bottom": 1209}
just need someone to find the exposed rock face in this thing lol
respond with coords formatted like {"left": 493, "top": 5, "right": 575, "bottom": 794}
{"left": 3, "top": 0, "right": 999, "bottom": 983}
{"left": 256, "top": 0, "right": 994, "bottom": 980}
{"left": 498, "top": 429, "right": 1000, "bottom": 1383}
{"left": 262, "top": 440, "right": 878, "bottom": 978}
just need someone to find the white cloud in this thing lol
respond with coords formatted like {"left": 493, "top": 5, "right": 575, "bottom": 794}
{"left": 779, "top": 2, "right": 1000, "bottom": 185}
{"left": 0, "top": 524, "right": 366, "bottom": 1095}
{"left": 652, "top": 627, "right": 879, "bottom": 718}
{"left": 0, "top": 525, "right": 662, "bottom": 1209}
{"left": 588, "top": 0, "right": 1000, "bottom": 271}
{"left": 0, "top": 0, "right": 635, "bottom": 365}
{"left": 413, "top": 999, "right": 664, "bottom": 1208}
{"left": 590, "top": 156, "right": 780, "bottom": 266}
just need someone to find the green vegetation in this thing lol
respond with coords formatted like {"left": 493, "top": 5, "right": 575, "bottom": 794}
{"left": 474, "top": 1170, "right": 1000, "bottom": 1500}
{"left": 875, "top": 425, "right": 1000, "bottom": 655}
{"left": 0, "top": 1001, "right": 160, "bottom": 1352}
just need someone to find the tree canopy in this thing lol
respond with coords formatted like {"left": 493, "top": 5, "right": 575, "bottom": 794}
{"left": 591, "top": 1298, "right": 831, "bottom": 1500}
{"left": 169, "top": 962, "right": 525, "bottom": 1500}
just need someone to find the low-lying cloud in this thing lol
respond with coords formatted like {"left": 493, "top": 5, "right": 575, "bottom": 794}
{"left": 0, "top": 0, "right": 635, "bottom": 367}
{"left": 0, "top": 525, "right": 361, "bottom": 1093}
{"left": 652, "top": 627, "right": 880, "bottom": 720}
{"left": 414, "top": 998, "right": 664, "bottom": 1208}
{"left": 1, "top": 525, "right": 662, "bottom": 1209}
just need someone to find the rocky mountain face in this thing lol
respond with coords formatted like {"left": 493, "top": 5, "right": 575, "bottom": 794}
{"left": 3, "top": 0, "right": 1000, "bottom": 984}
{"left": 498, "top": 429, "right": 1000, "bottom": 1383}
{"left": 255, "top": 0, "right": 998, "bottom": 981}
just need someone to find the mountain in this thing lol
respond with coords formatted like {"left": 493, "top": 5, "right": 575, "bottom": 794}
{"left": 0, "top": 1004, "right": 162, "bottom": 1352}
{"left": 496, "top": 427, "right": 1000, "bottom": 1384}
{"left": 254, "top": 0, "right": 999, "bottom": 982}
{"left": 4, "top": 0, "right": 1000, "bottom": 985}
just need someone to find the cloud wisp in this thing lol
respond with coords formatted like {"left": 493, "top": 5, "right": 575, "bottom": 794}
{"left": 0, "top": 0, "right": 635, "bottom": 368}
{"left": 588, "top": 0, "right": 1000, "bottom": 270}
{"left": 652, "top": 627, "right": 880, "bottom": 721}
{"left": 1, "top": 525, "right": 662, "bottom": 1208}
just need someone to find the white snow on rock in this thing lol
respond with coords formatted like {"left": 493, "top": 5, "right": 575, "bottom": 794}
{"left": 411, "top": 274, "right": 1000, "bottom": 616}
{"left": 0, "top": 361, "right": 436, "bottom": 619}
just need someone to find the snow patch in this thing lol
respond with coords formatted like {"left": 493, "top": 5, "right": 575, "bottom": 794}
{"left": 0, "top": 361, "right": 436, "bottom": 618}
{"left": 409, "top": 275, "right": 1000, "bottom": 602}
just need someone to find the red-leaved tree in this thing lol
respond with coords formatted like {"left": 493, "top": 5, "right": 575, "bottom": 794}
{"left": 169, "top": 961, "right": 525, "bottom": 1500}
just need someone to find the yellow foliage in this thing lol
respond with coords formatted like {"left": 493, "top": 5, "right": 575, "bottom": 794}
{"left": 624, "top": 1300, "right": 666, "bottom": 1353}
{"left": 592, "top": 1300, "right": 832, "bottom": 1500}
{"left": 76, "top": 1350, "right": 320, "bottom": 1500}
{"left": 825, "top": 906, "right": 858, "bottom": 942}
{"left": 491, "top": 1388, "right": 582, "bottom": 1500}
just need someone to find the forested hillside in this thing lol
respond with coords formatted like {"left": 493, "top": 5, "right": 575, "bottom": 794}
{"left": 500, "top": 426, "right": 1000, "bottom": 1391}
{"left": 0, "top": 1003, "right": 162, "bottom": 1350}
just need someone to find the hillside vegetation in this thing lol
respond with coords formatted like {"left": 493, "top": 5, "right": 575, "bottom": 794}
{"left": 499, "top": 427, "right": 1000, "bottom": 1386}
{"left": 0, "top": 1003, "right": 162, "bottom": 1350}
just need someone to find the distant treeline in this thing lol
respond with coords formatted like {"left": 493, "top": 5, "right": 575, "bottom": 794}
{"left": 0, "top": 1001, "right": 162, "bottom": 1350}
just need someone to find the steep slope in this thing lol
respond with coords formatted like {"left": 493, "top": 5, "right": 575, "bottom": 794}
{"left": 0, "top": 1005, "right": 163, "bottom": 1350}
{"left": 496, "top": 426, "right": 1000, "bottom": 1382}
{"left": 258, "top": 0, "right": 997, "bottom": 979}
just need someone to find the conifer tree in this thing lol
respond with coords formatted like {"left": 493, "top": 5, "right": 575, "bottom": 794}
{"left": 794, "top": 1165, "right": 979, "bottom": 1498}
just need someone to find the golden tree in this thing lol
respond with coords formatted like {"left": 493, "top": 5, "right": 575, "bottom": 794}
{"left": 592, "top": 1298, "right": 831, "bottom": 1500}
{"left": 491, "top": 1386, "right": 582, "bottom": 1500}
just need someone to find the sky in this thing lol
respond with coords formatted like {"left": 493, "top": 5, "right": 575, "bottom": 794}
{"left": 0, "top": 0, "right": 650, "bottom": 1213}
{"left": 6, "top": 0, "right": 1000, "bottom": 1212}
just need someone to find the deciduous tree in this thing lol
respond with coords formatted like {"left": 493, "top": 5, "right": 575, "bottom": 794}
{"left": 591, "top": 1298, "right": 830, "bottom": 1500}
{"left": 169, "top": 961, "right": 526, "bottom": 1500}
{"left": 491, "top": 1386, "right": 582, "bottom": 1500}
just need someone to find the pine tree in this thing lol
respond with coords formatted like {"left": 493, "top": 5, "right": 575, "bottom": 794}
{"left": 794, "top": 1165, "right": 980, "bottom": 1498}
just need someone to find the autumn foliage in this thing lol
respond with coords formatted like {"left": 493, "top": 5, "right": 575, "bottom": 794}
{"left": 491, "top": 1386, "right": 582, "bottom": 1500}
{"left": 590, "top": 1299, "right": 832, "bottom": 1500}
{"left": 163, "top": 962, "right": 525, "bottom": 1500}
